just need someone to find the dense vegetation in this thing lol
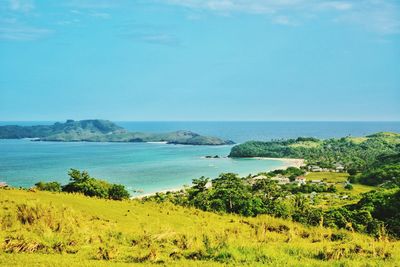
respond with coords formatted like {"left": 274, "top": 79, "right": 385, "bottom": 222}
{"left": 353, "top": 153, "right": 400, "bottom": 187}
{"left": 35, "top": 169, "right": 130, "bottom": 200}
{"left": 145, "top": 171, "right": 400, "bottom": 238}
{"left": 0, "top": 119, "right": 234, "bottom": 145}
{"left": 0, "top": 119, "right": 124, "bottom": 139}
{"left": 229, "top": 132, "right": 400, "bottom": 170}
{"left": 1, "top": 189, "right": 398, "bottom": 266}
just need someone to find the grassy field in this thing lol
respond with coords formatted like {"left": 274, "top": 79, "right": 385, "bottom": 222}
{"left": 304, "top": 172, "right": 376, "bottom": 208}
{"left": 305, "top": 172, "right": 374, "bottom": 193}
{"left": 0, "top": 188, "right": 399, "bottom": 266}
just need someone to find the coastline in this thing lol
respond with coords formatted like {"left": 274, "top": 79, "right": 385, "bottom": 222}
{"left": 252, "top": 157, "right": 305, "bottom": 169}
{"left": 132, "top": 157, "right": 305, "bottom": 199}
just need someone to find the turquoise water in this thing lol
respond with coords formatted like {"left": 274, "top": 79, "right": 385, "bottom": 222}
{"left": 1, "top": 121, "right": 399, "bottom": 195}
{"left": 0, "top": 139, "right": 283, "bottom": 195}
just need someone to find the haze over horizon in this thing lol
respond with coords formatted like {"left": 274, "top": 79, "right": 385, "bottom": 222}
{"left": 1, "top": 0, "right": 399, "bottom": 121}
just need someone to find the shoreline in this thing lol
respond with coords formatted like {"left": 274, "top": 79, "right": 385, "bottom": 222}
{"left": 132, "top": 157, "right": 305, "bottom": 199}
{"left": 252, "top": 157, "right": 305, "bottom": 169}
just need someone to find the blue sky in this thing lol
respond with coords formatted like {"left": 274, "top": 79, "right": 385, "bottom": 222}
{"left": 0, "top": 0, "right": 399, "bottom": 121}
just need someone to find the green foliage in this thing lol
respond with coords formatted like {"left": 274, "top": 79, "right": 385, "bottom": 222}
{"left": 108, "top": 184, "right": 130, "bottom": 200}
{"left": 283, "top": 183, "right": 337, "bottom": 194}
{"left": 34, "top": 169, "right": 131, "bottom": 200}
{"left": 358, "top": 164, "right": 400, "bottom": 187}
{"left": 269, "top": 167, "right": 306, "bottom": 180}
{"left": 353, "top": 189, "right": 400, "bottom": 237}
{"left": 62, "top": 169, "right": 110, "bottom": 198}
{"left": 146, "top": 166, "right": 399, "bottom": 238}
{"left": 344, "top": 184, "right": 353, "bottom": 190}
{"left": 296, "top": 137, "right": 320, "bottom": 142}
{"left": 229, "top": 132, "right": 400, "bottom": 171}
{"left": 34, "top": 181, "right": 62, "bottom": 192}
{"left": 347, "top": 168, "right": 358, "bottom": 176}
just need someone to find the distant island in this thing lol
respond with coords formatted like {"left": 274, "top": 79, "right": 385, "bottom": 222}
{"left": 0, "top": 119, "right": 234, "bottom": 145}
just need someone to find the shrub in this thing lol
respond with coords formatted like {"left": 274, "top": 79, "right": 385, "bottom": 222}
{"left": 60, "top": 169, "right": 130, "bottom": 200}
{"left": 35, "top": 181, "right": 62, "bottom": 192}
{"left": 344, "top": 184, "right": 353, "bottom": 190}
{"left": 108, "top": 184, "right": 130, "bottom": 200}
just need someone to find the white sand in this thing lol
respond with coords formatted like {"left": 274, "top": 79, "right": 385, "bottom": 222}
{"left": 131, "top": 157, "right": 305, "bottom": 199}
{"left": 251, "top": 157, "right": 305, "bottom": 169}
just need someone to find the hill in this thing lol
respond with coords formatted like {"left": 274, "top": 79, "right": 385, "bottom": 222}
{"left": 0, "top": 120, "right": 234, "bottom": 145}
{"left": 0, "top": 188, "right": 399, "bottom": 266}
{"left": 229, "top": 132, "right": 400, "bottom": 169}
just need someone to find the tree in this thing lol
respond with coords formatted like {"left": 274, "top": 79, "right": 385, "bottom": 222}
{"left": 344, "top": 184, "right": 353, "bottom": 190}
{"left": 68, "top": 168, "right": 90, "bottom": 182}
{"left": 358, "top": 164, "right": 400, "bottom": 186}
{"left": 347, "top": 168, "right": 357, "bottom": 176}
{"left": 63, "top": 169, "right": 111, "bottom": 198}
{"left": 190, "top": 176, "right": 209, "bottom": 197}
{"left": 211, "top": 173, "right": 250, "bottom": 214}
{"left": 108, "top": 184, "right": 130, "bottom": 200}
{"left": 187, "top": 176, "right": 211, "bottom": 210}
{"left": 252, "top": 178, "right": 281, "bottom": 200}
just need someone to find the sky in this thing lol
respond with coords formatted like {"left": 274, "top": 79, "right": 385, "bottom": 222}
{"left": 0, "top": 0, "right": 399, "bottom": 121}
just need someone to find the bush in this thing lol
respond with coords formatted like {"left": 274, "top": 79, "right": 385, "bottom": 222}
{"left": 35, "top": 181, "right": 62, "bottom": 192}
{"left": 62, "top": 178, "right": 110, "bottom": 198}
{"left": 347, "top": 168, "right": 357, "bottom": 176}
{"left": 34, "top": 169, "right": 130, "bottom": 200}
{"left": 344, "top": 184, "right": 353, "bottom": 190}
{"left": 108, "top": 184, "right": 130, "bottom": 200}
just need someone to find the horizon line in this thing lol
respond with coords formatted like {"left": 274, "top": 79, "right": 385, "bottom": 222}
{"left": 0, "top": 120, "right": 400, "bottom": 123}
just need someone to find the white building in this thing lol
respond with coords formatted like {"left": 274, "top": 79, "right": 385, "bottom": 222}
{"left": 308, "top": 165, "right": 323, "bottom": 172}
{"left": 294, "top": 176, "right": 307, "bottom": 185}
{"left": 311, "top": 180, "right": 322, "bottom": 184}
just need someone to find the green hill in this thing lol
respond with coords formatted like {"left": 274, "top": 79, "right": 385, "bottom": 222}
{"left": 0, "top": 120, "right": 234, "bottom": 145}
{"left": 0, "top": 189, "right": 399, "bottom": 266}
{"left": 229, "top": 132, "right": 400, "bottom": 169}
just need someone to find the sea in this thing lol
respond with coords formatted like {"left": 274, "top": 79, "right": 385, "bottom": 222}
{"left": 1, "top": 121, "right": 399, "bottom": 196}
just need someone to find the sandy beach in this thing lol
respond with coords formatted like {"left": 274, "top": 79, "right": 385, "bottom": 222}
{"left": 252, "top": 157, "right": 305, "bottom": 169}
{"left": 132, "top": 157, "right": 305, "bottom": 199}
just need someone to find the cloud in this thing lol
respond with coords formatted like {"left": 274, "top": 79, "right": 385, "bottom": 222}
{"left": 138, "top": 33, "right": 179, "bottom": 45}
{"left": 0, "top": 16, "right": 51, "bottom": 41}
{"left": 56, "top": 18, "right": 80, "bottom": 25}
{"left": 318, "top": 1, "right": 352, "bottom": 11}
{"left": 120, "top": 31, "right": 180, "bottom": 46}
{"left": 335, "top": 1, "right": 400, "bottom": 35}
{"left": 272, "top": 15, "right": 297, "bottom": 26}
{"left": 161, "top": 0, "right": 400, "bottom": 34}
{"left": 0, "top": 25, "right": 51, "bottom": 40}
{"left": 8, "top": 0, "right": 34, "bottom": 12}
{"left": 90, "top": 12, "right": 111, "bottom": 19}
{"left": 63, "top": 0, "right": 118, "bottom": 9}
{"left": 117, "top": 22, "right": 180, "bottom": 46}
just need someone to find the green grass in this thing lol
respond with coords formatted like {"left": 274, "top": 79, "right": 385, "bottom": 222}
{"left": 289, "top": 141, "right": 321, "bottom": 148}
{"left": 304, "top": 172, "right": 376, "bottom": 208}
{"left": 305, "top": 172, "right": 349, "bottom": 183}
{"left": 1, "top": 188, "right": 399, "bottom": 266}
{"left": 345, "top": 137, "right": 369, "bottom": 144}
{"left": 305, "top": 172, "right": 375, "bottom": 194}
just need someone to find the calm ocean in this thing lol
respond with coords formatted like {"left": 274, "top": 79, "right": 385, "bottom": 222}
{"left": 1, "top": 121, "right": 399, "bottom": 195}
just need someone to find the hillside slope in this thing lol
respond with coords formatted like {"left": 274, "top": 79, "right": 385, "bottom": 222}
{"left": 0, "top": 120, "right": 234, "bottom": 145}
{"left": 0, "top": 189, "right": 398, "bottom": 266}
{"left": 229, "top": 132, "right": 400, "bottom": 169}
